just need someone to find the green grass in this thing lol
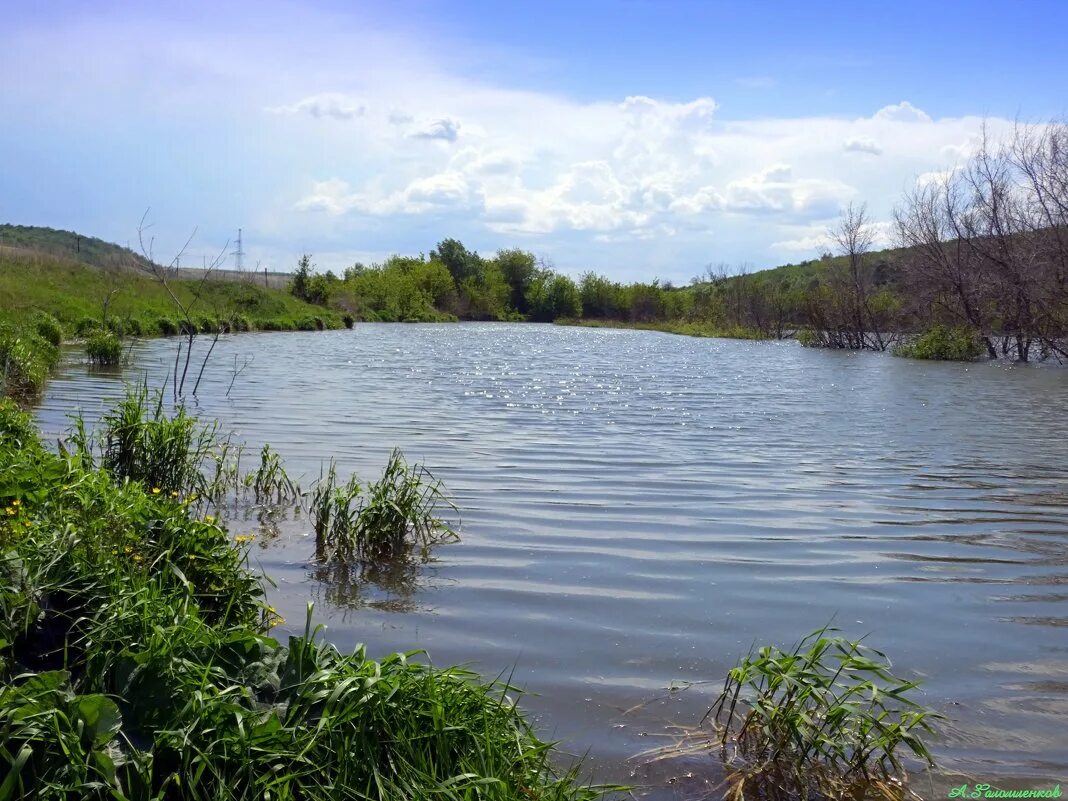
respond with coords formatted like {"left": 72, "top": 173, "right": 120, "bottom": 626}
{"left": 0, "top": 396, "right": 608, "bottom": 801}
{"left": 0, "top": 324, "right": 60, "bottom": 398}
{"left": 555, "top": 318, "right": 769, "bottom": 340}
{"left": 0, "top": 247, "right": 344, "bottom": 335}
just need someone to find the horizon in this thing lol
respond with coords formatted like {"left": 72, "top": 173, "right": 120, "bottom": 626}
{"left": 2, "top": 1, "right": 1065, "bottom": 281}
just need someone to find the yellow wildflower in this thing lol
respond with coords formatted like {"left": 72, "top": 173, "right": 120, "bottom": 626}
{"left": 151, "top": 487, "right": 162, "bottom": 495}
{"left": 5, "top": 508, "right": 14, "bottom": 516}
{"left": 170, "top": 491, "right": 179, "bottom": 498}
{"left": 12, "top": 499, "right": 21, "bottom": 507}
{"left": 205, "top": 515, "right": 215, "bottom": 524}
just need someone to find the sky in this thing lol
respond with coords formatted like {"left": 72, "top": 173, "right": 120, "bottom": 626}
{"left": 1, "top": 0, "right": 1065, "bottom": 283}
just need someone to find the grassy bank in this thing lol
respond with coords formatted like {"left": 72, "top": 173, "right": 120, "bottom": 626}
{"left": 0, "top": 247, "right": 345, "bottom": 337}
{"left": 554, "top": 317, "right": 770, "bottom": 340}
{"left": 0, "top": 394, "right": 604, "bottom": 800}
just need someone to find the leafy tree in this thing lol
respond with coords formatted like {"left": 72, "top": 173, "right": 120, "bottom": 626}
{"left": 431, "top": 239, "right": 483, "bottom": 285}
{"left": 495, "top": 249, "right": 537, "bottom": 314}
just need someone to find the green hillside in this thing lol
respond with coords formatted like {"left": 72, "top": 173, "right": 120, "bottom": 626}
{"left": 0, "top": 233, "right": 343, "bottom": 334}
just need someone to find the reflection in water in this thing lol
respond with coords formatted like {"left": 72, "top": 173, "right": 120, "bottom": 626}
{"left": 33, "top": 324, "right": 1068, "bottom": 796}
{"left": 309, "top": 558, "right": 430, "bottom": 614}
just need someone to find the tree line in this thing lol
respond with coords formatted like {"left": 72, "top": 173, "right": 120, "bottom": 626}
{"left": 291, "top": 120, "right": 1067, "bottom": 361}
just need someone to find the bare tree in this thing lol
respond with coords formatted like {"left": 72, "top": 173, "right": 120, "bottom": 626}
{"left": 136, "top": 210, "right": 230, "bottom": 398}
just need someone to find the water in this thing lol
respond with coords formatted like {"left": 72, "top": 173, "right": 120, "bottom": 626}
{"left": 34, "top": 323, "right": 1068, "bottom": 797}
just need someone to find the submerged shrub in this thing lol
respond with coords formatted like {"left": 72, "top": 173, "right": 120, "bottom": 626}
{"left": 124, "top": 317, "right": 143, "bottom": 337}
{"left": 86, "top": 330, "right": 122, "bottom": 366}
{"left": 895, "top": 325, "right": 983, "bottom": 361}
{"left": 795, "top": 327, "right": 822, "bottom": 347}
{"left": 342, "top": 313, "right": 355, "bottom": 329}
{"left": 703, "top": 627, "right": 939, "bottom": 799}
{"left": 196, "top": 316, "right": 216, "bottom": 334}
{"left": 30, "top": 311, "right": 63, "bottom": 347}
{"left": 233, "top": 314, "right": 252, "bottom": 332}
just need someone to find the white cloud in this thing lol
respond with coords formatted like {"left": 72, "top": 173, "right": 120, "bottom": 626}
{"left": 267, "top": 93, "right": 366, "bottom": 120}
{"left": 873, "top": 101, "right": 932, "bottom": 123}
{"left": 290, "top": 90, "right": 1013, "bottom": 274}
{"left": 843, "top": 136, "right": 883, "bottom": 155}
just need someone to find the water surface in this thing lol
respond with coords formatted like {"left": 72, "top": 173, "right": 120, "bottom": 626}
{"left": 35, "top": 323, "right": 1068, "bottom": 797}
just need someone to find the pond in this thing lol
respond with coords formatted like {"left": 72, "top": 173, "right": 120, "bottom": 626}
{"left": 34, "top": 323, "right": 1068, "bottom": 797}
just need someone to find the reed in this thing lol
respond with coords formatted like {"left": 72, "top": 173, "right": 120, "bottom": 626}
{"left": 85, "top": 330, "right": 123, "bottom": 366}
{"left": 704, "top": 626, "right": 940, "bottom": 799}
{"left": 311, "top": 449, "right": 458, "bottom": 564}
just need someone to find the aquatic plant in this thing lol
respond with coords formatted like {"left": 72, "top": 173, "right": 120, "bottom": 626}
{"left": 311, "top": 450, "right": 458, "bottom": 564}
{"left": 86, "top": 330, "right": 122, "bottom": 366}
{"left": 91, "top": 383, "right": 217, "bottom": 494}
{"left": 247, "top": 443, "right": 298, "bottom": 504}
{"left": 704, "top": 627, "right": 940, "bottom": 799}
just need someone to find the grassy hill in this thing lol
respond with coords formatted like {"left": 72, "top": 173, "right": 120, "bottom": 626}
{"left": 0, "top": 227, "right": 344, "bottom": 335}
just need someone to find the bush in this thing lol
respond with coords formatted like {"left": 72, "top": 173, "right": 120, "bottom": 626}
{"left": 196, "top": 316, "right": 216, "bottom": 334}
{"left": 85, "top": 331, "right": 122, "bottom": 366}
{"left": 342, "top": 314, "right": 355, "bottom": 329}
{"left": 156, "top": 317, "right": 179, "bottom": 336}
{"left": 795, "top": 328, "right": 822, "bottom": 347}
{"left": 74, "top": 317, "right": 100, "bottom": 337}
{"left": 124, "top": 317, "right": 143, "bottom": 337}
{"left": 233, "top": 314, "right": 252, "bottom": 332}
{"left": 104, "top": 318, "right": 125, "bottom": 337}
{"left": 0, "top": 325, "right": 59, "bottom": 396}
{"left": 30, "top": 311, "right": 63, "bottom": 347}
{"left": 895, "top": 325, "right": 983, "bottom": 361}
{"left": 296, "top": 317, "right": 317, "bottom": 331}
{"left": 178, "top": 320, "right": 197, "bottom": 336}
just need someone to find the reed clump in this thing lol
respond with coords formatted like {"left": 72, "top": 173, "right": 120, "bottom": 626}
{"left": 701, "top": 627, "right": 941, "bottom": 800}
{"left": 85, "top": 329, "right": 123, "bottom": 366}
{"left": 311, "top": 450, "right": 458, "bottom": 564}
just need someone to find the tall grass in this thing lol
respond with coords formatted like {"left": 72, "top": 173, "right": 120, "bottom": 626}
{"left": 89, "top": 383, "right": 217, "bottom": 494}
{"left": 700, "top": 627, "right": 940, "bottom": 799}
{"left": 311, "top": 450, "right": 458, "bottom": 564}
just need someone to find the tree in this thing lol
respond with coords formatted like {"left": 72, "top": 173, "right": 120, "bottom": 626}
{"left": 431, "top": 239, "right": 483, "bottom": 285}
{"left": 495, "top": 248, "right": 537, "bottom": 314}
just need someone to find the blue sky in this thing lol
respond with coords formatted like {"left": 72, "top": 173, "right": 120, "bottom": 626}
{"left": 1, "top": 1, "right": 1065, "bottom": 282}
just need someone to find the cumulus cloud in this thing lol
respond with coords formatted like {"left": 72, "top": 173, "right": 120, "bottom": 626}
{"left": 843, "top": 136, "right": 883, "bottom": 155}
{"left": 873, "top": 101, "right": 932, "bottom": 123}
{"left": 288, "top": 86, "right": 1014, "bottom": 268}
{"left": 409, "top": 117, "right": 461, "bottom": 142}
{"left": 267, "top": 93, "right": 366, "bottom": 120}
